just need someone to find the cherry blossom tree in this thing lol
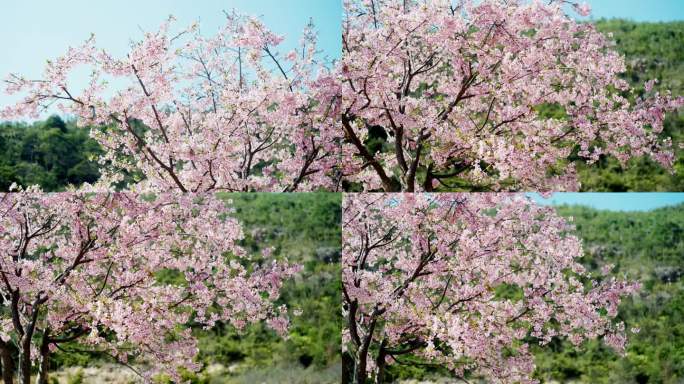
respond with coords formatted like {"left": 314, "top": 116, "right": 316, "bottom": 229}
{"left": 342, "top": 193, "right": 639, "bottom": 383}
{"left": 0, "top": 188, "right": 298, "bottom": 383}
{"left": 341, "top": 0, "right": 684, "bottom": 192}
{"left": 2, "top": 12, "right": 341, "bottom": 192}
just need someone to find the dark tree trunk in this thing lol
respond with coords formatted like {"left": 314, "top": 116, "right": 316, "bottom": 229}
{"left": 374, "top": 341, "right": 388, "bottom": 384}
{"left": 36, "top": 334, "right": 50, "bottom": 384}
{"left": 0, "top": 347, "right": 15, "bottom": 384}
{"left": 353, "top": 347, "right": 369, "bottom": 384}
{"left": 17, "top": 341, "right": 30, "bottom": 384}
{"left": 342, "top": 352, "right": 355, "bottom": 384}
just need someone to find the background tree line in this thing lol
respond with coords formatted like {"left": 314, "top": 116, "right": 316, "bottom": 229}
{"left": 0, "top": 116, "right": 101, "bottom": 191}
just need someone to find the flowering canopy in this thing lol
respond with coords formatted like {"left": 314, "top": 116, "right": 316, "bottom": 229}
{"left": 2, "top": 13, "right": 341, "bottom": 192}
{"left": 342, "top": 193, "right": 639, "bottom": 383}
{"left": 341, "top": 0, "right": 684, "bottom": 191}
{"left": 0, "top": 189, "right": 298, "bottom": 383}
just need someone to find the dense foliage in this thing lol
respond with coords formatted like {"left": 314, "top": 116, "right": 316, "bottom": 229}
{"left": 577, "top": 20, "right": 684, "bottom": 191}
{"left": 0, "top": 116, "right": 101, "bottom": 191}
{"left": 0, "top": 191, "right": 297, "bottom": 384}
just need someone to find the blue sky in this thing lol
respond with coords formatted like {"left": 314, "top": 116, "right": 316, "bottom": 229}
{"left": 528, "top": 193, "right": 684, "bottom": 211}
{"left": 0, "top": 0, "right": 681, "bottom": 110}
{"left": 577, "top": 0, "right": 684, "bottom": 22}
{"left": 0, "top": 0, "right": 341, "bottom": 109}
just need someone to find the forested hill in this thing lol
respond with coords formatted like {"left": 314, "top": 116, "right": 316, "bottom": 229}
{"left": 577, "top": 19, "right": 684, "bottom": 191}
{"left": 1, "top": 20, "right": 684, "bottom": 192}
{"left": 0, "top": 116, "right": 101, "bottom": 191}
{"left": 533, "top": 203, "right": 684, "bottom": 383}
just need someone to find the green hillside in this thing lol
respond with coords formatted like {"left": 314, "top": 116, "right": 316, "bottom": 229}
{"left": 0, "top": 116, "right": 101, "bottom": 191}
{"left": 577, "top": 20, "right": 684, "bottom": 191}
{"left": 532, "top": 203, "right": 684, "bottom": 383}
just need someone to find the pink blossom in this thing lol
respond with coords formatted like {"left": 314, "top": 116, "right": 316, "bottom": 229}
{"left": 340, "top": 0, "right": 683, "bottom": 192}
{"left": 343, "top": 193, "right": 638, "bottom": 383}
{"left": 1, "top": 13, "right": 342, "bottom": 192}
{"left": 573, "top": 2, "right": 592, "bottom": 17}
{"left": 0, "top": 189, "right": 298, "bottom": 381}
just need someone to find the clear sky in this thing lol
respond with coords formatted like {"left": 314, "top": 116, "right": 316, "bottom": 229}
{"left": 528, "top": 193, "right": 684, "bottom": 211}
{"left": 578, "top": 0, "right": 684, "bottom": 22}
{"left": 0, "top": 1, "right": 681, "bottom": 110}
{"left": 0, "top": 0, "right": 341, "bottom": 109}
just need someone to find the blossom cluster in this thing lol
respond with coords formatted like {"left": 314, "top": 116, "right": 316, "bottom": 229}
{"left": 341, "top": 0, "right": 683, "bottom": 191}
{"left": 343, "top": 193, "right": 639, "bottom": 383}
{"left": 0, "top": 189, "right": 298, "bottom": 381}
{"left": 2, "top": 14, "right": 342, "bottom": 192}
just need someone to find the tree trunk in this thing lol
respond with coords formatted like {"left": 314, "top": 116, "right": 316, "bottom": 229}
{"left": 352, "top": 325, "right": 377, "bottom": 384}
{"left": 352, "top": 308, "right": 384, "bottom": 384}
{"left": 0, "top": 343, "right": 17, "bottom": 384}
{"left": 353, "top": 347, "right": 369, "bottom": 384}
{"left": 17, "top": 337, "right": 32, "bottom": 384}
{"left": 374, "top": 341, "right": 388, "bottom": 384}
{"left": 16, "top": 357, "right": 28, "bottom": 384}
{"left": 0, "top": 350, "right": 15, "bottom": 384}
{"left": 342, "top": 352, "right": 355, "bottom": 384}
{"left": 36, "top": 335, "right": 50, "bottom": 384}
